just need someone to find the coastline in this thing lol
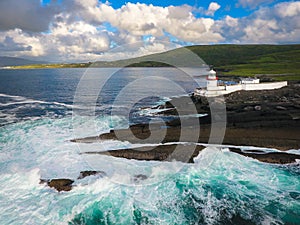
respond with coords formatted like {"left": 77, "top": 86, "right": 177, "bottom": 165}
{"left": 70, "top": 83, "right": 300, "bottom": 170}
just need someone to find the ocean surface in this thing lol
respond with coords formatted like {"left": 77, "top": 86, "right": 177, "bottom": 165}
{"left": 0, "top": 68, "right": 299, "bottom": 225}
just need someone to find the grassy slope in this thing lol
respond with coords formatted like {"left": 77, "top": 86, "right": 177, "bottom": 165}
{"left": 134, "top": 44, "right": 300, "bottom": 80}
{"left": 188, "top": 45, "right": 300, "bottom": 81}
{"left": 9, "top": 44, "right": 300, "bottom": 81}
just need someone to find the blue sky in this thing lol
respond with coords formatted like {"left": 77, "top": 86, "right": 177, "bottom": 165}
{"left": 0, "top": 0, "right": 299, "bottom": 61}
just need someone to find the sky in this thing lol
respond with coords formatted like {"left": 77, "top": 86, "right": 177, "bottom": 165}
{"left": 0, "top": 0, "right": 299, "bottom": 62}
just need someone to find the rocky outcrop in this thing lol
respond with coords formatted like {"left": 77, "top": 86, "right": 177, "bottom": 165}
{"left": 230, "top": 148, "right": 300, "bottom": 164}
{"left": 47, "top": 179, "right": 74, "bottom": 192}
{"left": 42, "top": 171, "right": 107, "bottom": 192}
{"left": 77, "top": 171, "right": 106, "bottom": 179}
{"left": 81, "top": 144, "right": 300, "bottom": 165}
{"left": 82, "top": 144, "right": 205, "bottom": 163}
{"left": 133, "top": 174, "right": 148, "bottom": 183}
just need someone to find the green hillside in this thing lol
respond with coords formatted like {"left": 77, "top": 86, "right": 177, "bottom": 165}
{"left": 188, "top": 44, "right": 300, "bottom": 66}
{"left": 9, "top": 44, "right": 300, "bottom": 81}
{"left": 146, "top": 44, "right": 300, "bottom": 80}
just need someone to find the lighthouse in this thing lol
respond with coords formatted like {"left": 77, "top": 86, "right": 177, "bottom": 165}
{"left": 194, "top": 68, "right": 288, "bottom": 97}
{"left": 207, "top": 69, "right": 218, "bottom": 91}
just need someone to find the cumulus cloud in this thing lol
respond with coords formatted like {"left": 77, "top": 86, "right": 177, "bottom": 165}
{"left": 0, "top": 0, "right": 59, "bottom": 32}
{"left": 215, "top": 1, "right": 300, "bottom": 44}
{"left": 0, "top": 29, "right": 44, "bottom": 56}
{"left": 206, "top": 2, "right": 221, "bottom": 16}
{"left": 73, "top": 2, "right": 223, "bottom": 43}
{"left": 0, "top": 1, "right": 299, "bottom": 61}
{"left": 274, "top": 1, "right": 300, "bottom": 17}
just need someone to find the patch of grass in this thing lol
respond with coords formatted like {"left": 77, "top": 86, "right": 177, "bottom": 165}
{"left": 272, "top": 75, "right": 300, "bottom": 81}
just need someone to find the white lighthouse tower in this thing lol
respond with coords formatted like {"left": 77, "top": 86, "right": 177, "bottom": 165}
{"left": 207, "top": 69, "right": 218, "bottom": 91}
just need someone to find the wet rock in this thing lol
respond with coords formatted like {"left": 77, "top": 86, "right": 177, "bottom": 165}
{"left": 133, "top": 174, "right": 148, "bottom": 183}
{"left": 243, "top": 106, "right": 253, "bottom": 111}
{"left": 242, "top": 149, "right": 265, "bottom": 153}
{"left": 78, "top": 171, "right": 106, "bottom": 179}
{"left": 289, "top": 192, "right": 300, "bottom": 200}
{"left": 47, "top": 179, "right": 74, "bottom": 192}
{"left": 82, "top": 144, "right": 205, "bottom": 163}
{"left": 280, "top": 96, "right": 288, "bottom": 102}
{"left": 276, "top": 106, "right": 287, "bottom": 111}
{"left": 230, "top": 148, "right": 300, "bottom": 164}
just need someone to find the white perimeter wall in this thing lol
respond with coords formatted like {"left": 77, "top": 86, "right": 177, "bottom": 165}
{"left": 243, "top": 81, "right": 288, "bottom": 91}
{"left": 204, "top": 81, "right": 288, "bottom": 97}
{"left": 225, "top": 84, "right": 242, "bottom": 93}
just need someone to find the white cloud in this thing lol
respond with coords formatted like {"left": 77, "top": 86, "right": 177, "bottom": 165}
{"left": 275, "top": 1, "right": 300, "bottom": 17}
{"left": 206, "top": 2, "right": 221, "bottom": 16}
{"left": 0, "top": 0, "right": 59, "bottom": 32}
{"left": 0, "top": 29, "right": 44, "bottom": 56}
{"left": 0, "top": 1, "right": 299, "bottom": 61}
{"left": 215, "top": 1, "right": 300, "bottom": 44}
{"left": 86, "top": 2, "right": 223, "bottom": 43}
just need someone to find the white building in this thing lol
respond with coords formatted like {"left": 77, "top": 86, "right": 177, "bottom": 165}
{"left": 195, "top": 70, "right": 288, "bottom": 97}
{"left": 240, "top": 77, "right": 260, "bottom": 84}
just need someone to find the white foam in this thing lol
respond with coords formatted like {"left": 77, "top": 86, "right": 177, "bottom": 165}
{"left": 0, "top": 93, "right": 27, "bottom": 101}
{"left": 0, "top": 92, "right": 78, "bottom": 110}
{"left": 0, "top": 98, "right": 74, "bottom": 109}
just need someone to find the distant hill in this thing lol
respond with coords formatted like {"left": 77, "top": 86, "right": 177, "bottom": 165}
{"left": 0, "top": 56, "right": 46, "bottom": 67}
{"left": 8, "top": 44, "right": 300, "bottom": 81}
{"left": 91, "top": 44, "right": 300, "bottom": 68}
{"left": 91, "top": 44, "right": 300, "bottom": 80}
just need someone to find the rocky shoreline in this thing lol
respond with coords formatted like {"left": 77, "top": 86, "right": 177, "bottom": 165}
{"left": 72, "top": 83, "right": 300, "bottom": 150}
{"left": 45, "top": 84, "right": 300, "bottom": 192}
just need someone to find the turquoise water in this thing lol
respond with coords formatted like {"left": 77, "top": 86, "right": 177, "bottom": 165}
{"left": 0, "top": 116, "right": 299, "bottom": 225}
{"left": 0, "top": 69, "right": 299, "bottom": 224}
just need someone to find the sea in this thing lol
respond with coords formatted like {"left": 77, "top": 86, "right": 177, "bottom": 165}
{"left": 0, "top": 68, "right": 299, "bottom": 225}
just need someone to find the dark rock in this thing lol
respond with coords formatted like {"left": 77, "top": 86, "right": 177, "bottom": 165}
{"left": 82, "top": 144, "right": 205, "bottom": 163}
{"left": 230, "top": 148, "right": 300, "bottom": 164}
{"left": 165, "top": 101, "right": 174, "bottom": 109}
{"left": 243, "top": 106, "right": 253, "bottom": 111}
{"left": 47, "top": 179, "right": 74, "bottom": 192}
{"left": 289, "top": 192, "right": 300, "bottom": 200}
{"left": 242, "top": 149, "right": 265, "bottom": 153}
{"left": 276, "top": 106, "right": 287, "bottom": 110}
{"left": 280, "top": 96, "right": 288, "bottom": 102}
{"left": 78, "top": 171, "right": 106, "bottom": 179}
{"left": 133, "top": 174, "right": 148, "bottom": 183}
